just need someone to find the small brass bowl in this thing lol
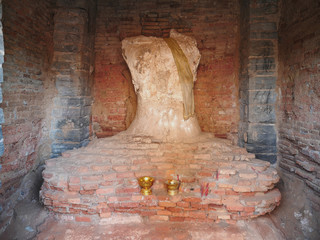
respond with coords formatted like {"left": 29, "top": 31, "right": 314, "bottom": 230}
{"left": 165, "top": 179, "right": 180, "bottom": 196}
{"left": 138, "top": 176, "right": 155, "bottom": 196}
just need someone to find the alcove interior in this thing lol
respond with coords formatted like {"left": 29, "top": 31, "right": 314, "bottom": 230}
{"left": 0, "top": 0, "right": 319, "bottom": 239}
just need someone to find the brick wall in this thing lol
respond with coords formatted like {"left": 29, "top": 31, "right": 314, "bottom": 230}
{"left": 0, "top": 0, "right": 53, "bottom": 216}
{"left": 239, "top": 0, "right": 279, "bottom": 163}
{"left": 93, "top": 0, "right": 240, "bottom": 139}
{"left": 273, "top": 0, "right": 320, "bottom": 238}
{"left": 50, "top": 0, "right": 96, "bottom": 157}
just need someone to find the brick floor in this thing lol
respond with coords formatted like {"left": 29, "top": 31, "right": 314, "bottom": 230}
{"left": 36, "top": 215, "right": 286, "bottom": 240}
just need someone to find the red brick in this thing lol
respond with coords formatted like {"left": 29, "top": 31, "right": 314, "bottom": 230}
{"left": 157, "top": 195, "right": 170, "bottom": 201}
{"left": 169, "top": 216, "right": 185, "bottom": 222}
{"left": 108, "top": 203, "right": 121, "bottom": 208}
{"left": 107, "top": 196, "right": 118, "bottom": 202}
{"left": 163, "top": 152, "right": 179, "bottom": 158}
{"left": 77, "top": 167, "right": 89, "bottom": 173}
{"left": 131, "top": 195, "right": 144, "bottom": 201}
{"left": 69, "top": 176, "right": 80, "bottom": 184}
{"left": 69, "top": 208, "right": 81, "bottom": 214}
{"left": 226, "top": 204, "right": 244, "bottom": 212}
{"left": 240, "top": 211, "right": 255, "bottom": 217}
{"left": 157, "top": 163, "right": 174, "bottom": 170}
{"left": 121, "top": 202, "right": 139, "bottom": 208}
{"left": 115, "top": 187, "right": 139, "bottom": 194}
{"left": 158, "top": 201, "right": 176, "bottom": 207}
{"left": 167, "top": 207, "right": 182, "bottom": 213}
{"left": 116, "top": 172, "right": 135, "bottom": 178}
{"left": 53, "top": 207, "right": 68, "bottom": 214}
{"left": 75, "top": 216, "right": 91, "bottom": 222}
{"left": 113, "top": 165, "right": 129, "bottom": 172}
{"left": 169, "top": 194, "right": 183, "bottom": 203}
{"left": 190, "top": 164, "right": 201, "bottom": 169}
{"left": 100, "top": 212, "right": 112, "bottom": 218}
{"left": 183, "top": 197, "right": 201, "bottom": 203}
{"left": 177, "top": 202, "right": 190, "bottom": 208}
{"left": 188, "top": 211, "right": 206, "bottom": 219}
{"left": 100, "top": 181, "right": 113, "bottom": 186}
{"left": 217, "top": 214, "right": 231, "bottom": 220}
{"left": 81, "top": 208, "right": 97, "bottom": 215}
{"left": 244, "top": 206, "right": 255, "bottom": 212}
{"left": 241, "top": 192, "right": 255, "bottom": 197}
{"left": 67, "top": 198, "right": 81, "bottom": 204}
{"left": 97, "top": 202, "right": 109, "bottom": 209}
{"left": 79, "top": 190, "right": 95, "bottom": 195}
{"left": 208, "top": 203, "right": 223, "bottom": 209}
{"left": 91, "top": 165, "right": 111, "bottom": 171}
{"left": 69, "top": 184, "right": 81, "bottom": 192}
{"left": 233, "top": 185, "right": 251, "bottom": 192}
{"left": 132, "top": 159, "right": 149, "bottom": 165}
{"left": 194, "top": 154, "right": 211, "bottom": 160}
{"left": 140, "top": 164, "right": 156, "bottom": 170}
{"left": 207, "top": 212, "right": 218, "bottom": 220}
{"left": 103, "top": 173, "right": 117, "bottom": 180}
{"left": 149, "top": 215, "right": 169, "bottom": 221}
{"left": 52, "top": 201, "right": 69, "bottom": 207}
{"left": 172, "top": 212, "right": 185, "bottom": 217}
{"left": 191, "top": 203, "right": 208, "bottom": 209}
{"left": 82, "top": 183, "right": 99, "bottom": 190}
{"left": 141, "top": 206, "right": 163, "bottom": 210}
{"left": 218, "top": 174, "right": 230, "bottom": 179}
{"left": 225, "top": 190, "right": 239, "bottom": 195}
{"left": 82, "top": 175, "right": 101, "bottom": 182}
{"left": 96, "top": 188, "right": 114, "bottom": 195}
{"left": 120, "top": 196, "right": 134, "bottom": 202}
{"left": 213, "top": 189, "right": 225, "bottom": 195}
{"left": 239, "top": 171, "right": 257, "bottom": 179}
{"left": 140, "top": 211, "right": 157, "bottom": 216}
{"left": 157, "top": 210, "right": 172, "bottom": 216}
{"left": 197, "top": 171, "right": 213, "bottom": 177}
{"left": 238, "top": 180, "right": 252, "bottom": 186}
{"left": 150, "top": 157, "right": 166, "bottom": 163}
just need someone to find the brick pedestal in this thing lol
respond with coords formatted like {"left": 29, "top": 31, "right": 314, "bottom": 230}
{"left": 41, "top": 134, "right": 281, "bottom": 223}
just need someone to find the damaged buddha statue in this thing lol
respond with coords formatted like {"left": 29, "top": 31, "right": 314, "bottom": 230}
{"left": 41, "top": 32, "right": 281, "bottom": 223}
{"left": 121, "top": 30, "right": 203, "bottom": 142}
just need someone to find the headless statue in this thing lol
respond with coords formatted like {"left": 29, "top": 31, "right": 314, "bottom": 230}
{"left": 121, "top": 30, "right": 202, "bottom": 142}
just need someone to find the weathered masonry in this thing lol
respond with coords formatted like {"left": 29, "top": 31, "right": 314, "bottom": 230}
{"left": 0, "top": 1, "right": 319, "bottom": 239}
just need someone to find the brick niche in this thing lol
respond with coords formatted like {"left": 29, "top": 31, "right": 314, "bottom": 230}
{"left": 93, "top": 0, "right": 241, "bottom": 139}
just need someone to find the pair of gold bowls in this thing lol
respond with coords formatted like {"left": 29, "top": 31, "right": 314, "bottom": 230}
{"left": 138, "top": 176, "right": 180, "bottom": 196}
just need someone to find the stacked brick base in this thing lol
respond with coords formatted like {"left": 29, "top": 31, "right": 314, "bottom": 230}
{"left": 40, "top": 134, "right": 281, "bottom": 223}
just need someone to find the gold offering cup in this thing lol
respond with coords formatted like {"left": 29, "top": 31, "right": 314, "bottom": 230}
{"left": 165, "top": 179, "right": 181, "bottom": 196}
{"left": 138, "top": 176, "right": 155, "bottom": 196}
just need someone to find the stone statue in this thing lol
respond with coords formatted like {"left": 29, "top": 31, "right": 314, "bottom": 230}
{"left": 121, "top": 30, "right": 202, "bottom": 142}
